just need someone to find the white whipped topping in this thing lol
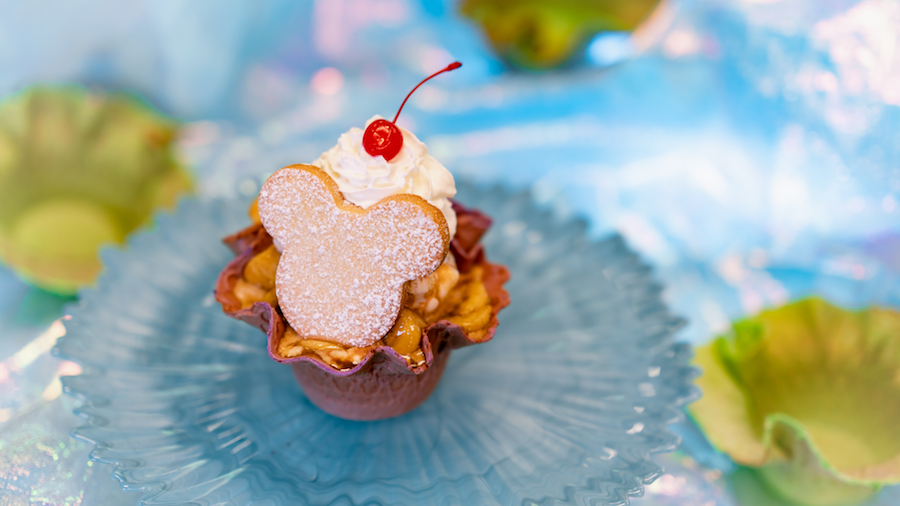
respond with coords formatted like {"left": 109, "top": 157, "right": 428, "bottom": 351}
{"left": 311, "top": 116, "right": 457, "bottom": 238}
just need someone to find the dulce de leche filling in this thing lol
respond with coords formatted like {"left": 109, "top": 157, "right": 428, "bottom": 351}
{"left": 231, "top": 199, "right": 494, "bottom": 370}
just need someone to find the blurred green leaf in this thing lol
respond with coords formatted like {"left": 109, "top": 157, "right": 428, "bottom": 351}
{"left": 0, "top": 86, "right": 193, "bottom": 295}
{"left": 691, "top": 298, "right": 900, "bottom": 506}
{"left": 460, "top": 0, "right": 661, "bottom": 70}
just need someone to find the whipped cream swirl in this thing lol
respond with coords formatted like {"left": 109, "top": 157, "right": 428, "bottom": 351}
{"left": 312, "top": 116, "right": 457, "bottom": 238}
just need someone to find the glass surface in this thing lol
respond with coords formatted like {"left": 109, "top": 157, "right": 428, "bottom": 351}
{"left": 55, "top": 182, "right": 697, "bottom": 505}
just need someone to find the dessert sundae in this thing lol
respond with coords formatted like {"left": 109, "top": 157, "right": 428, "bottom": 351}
{"left": 215, "top": 63, "right": 510, "bottom": 420}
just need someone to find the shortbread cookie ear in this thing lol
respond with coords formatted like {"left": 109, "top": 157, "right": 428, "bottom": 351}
{"left": 258, "top": 165, "right": 345, "bottom": 246}
{"left": 258, "top": 164, "right": 449, "bottom": 347}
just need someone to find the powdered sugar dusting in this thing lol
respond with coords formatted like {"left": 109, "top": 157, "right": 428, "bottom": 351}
{"left": 258, "top": 166, "right": 448, "bottom": 347}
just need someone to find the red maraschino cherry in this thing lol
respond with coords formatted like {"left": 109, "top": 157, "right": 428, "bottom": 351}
{"left": 362, "top": 62, "right": 462, "bottom": 161}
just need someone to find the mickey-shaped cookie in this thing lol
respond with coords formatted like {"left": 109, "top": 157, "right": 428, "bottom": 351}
{"left": 258, "top": 164, "right": 450, "bottom": 348}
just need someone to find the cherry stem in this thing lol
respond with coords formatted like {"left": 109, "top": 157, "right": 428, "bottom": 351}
{"left": 392, "top": 62, "right": 462, "bottom": 124}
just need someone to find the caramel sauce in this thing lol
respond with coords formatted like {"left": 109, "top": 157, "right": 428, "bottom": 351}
{"left": 239, "top": 199, "right": 492, "bottom": 370}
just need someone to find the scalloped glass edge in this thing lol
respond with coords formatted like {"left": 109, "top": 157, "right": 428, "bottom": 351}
{"left": 54, "top": 188, "right": 700, "bottom": 506}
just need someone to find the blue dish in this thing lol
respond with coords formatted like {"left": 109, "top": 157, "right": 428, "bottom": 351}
{"left": 55, "top": 182, "right": 697, "bottom": 505}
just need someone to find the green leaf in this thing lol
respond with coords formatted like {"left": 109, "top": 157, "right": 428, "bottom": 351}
{"left": 0, "top": 85, "right": 193, "bottom": 294}
{"left": 689, "top": 298, "right": 900, "bottom": 505}
{"left": 459, "top": 0, "right": 662, "bottom": 70}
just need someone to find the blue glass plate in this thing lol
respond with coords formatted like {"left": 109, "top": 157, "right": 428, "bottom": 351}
{"left": 55, "top": 182, "right": 697, "bottom": 505}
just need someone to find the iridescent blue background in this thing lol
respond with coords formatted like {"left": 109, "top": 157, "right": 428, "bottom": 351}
{"left": 1, "top": 0, "right": 898, "bottom": 504}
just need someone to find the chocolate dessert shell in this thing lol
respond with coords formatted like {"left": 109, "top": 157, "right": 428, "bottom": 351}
{"left": 215, "top": 202, "right": 510, "bottom": 420}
